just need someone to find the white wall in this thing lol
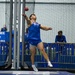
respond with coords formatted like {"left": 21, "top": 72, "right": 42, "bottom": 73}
{"left": 35, "top": 3, "right": 75, "bottom": 43}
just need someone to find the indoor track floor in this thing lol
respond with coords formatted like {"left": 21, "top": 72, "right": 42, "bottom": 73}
{"left": 0, "top": 71, "right": 74, "bottom": 75}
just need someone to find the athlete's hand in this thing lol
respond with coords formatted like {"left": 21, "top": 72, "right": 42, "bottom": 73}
{"left": 48, "top": 27, "right": 52, "bottom": 30}
{"left": 22, "top": 13, "right": 26, "bottom": 17}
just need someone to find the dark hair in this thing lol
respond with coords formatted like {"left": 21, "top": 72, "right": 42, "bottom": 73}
{"left": 29, "top": 14, "right": 36, "bottom": 20}
{"left": 58, "top": 30, "right": 62, "bottom": 34}
{"left": 26, "top": 28, "right": 28, "bottom": 33}
{"left": 1, "top": 27, "right": 7, "bottom": 31}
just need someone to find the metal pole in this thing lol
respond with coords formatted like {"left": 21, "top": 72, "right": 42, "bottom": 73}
{"left": 5, "top": 0, "right": 7, "bottom": 26}
{"left": 6, "top": 0, "right": 13, "bottom": 68}
{"left": 17, "top": 0, "right": 21, "bottom": 69}
{"left": 22, "top": 0, "right": 25, "bottom": 66}
{"left": 33, "top": 0, "right": 35, "bottom": 13}
{"left": 14, "top": 0, "right": 17, "bottom": 69}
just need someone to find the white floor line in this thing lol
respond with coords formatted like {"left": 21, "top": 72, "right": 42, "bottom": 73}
{"left": 0, "top": 71, "right": 59, "bottom": 75}
{"left": 0, "top": 71, "right": 13, "bottom": 74}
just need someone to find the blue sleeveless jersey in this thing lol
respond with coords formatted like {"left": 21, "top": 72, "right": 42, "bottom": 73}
{"left": 27, "top": 22, "right": 41, "bottom": 41}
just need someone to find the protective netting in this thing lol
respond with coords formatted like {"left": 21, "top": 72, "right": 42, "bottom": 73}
{"left": 0, "top": 0, "right": 75, "bottom": 70}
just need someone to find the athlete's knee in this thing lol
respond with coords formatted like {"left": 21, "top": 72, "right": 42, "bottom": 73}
{"left": 40, "top": 48, "right": 45, "bottom": 53}
{"left": 31, "top": 51, "right": 35, "bottom": 56}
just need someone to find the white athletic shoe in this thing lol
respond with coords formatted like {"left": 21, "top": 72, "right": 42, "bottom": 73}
{"left": 32, "top": 65, "right": 38, "bottom": 72}
{"left": 48, "top": 62, "right": 53, "bottom": 67}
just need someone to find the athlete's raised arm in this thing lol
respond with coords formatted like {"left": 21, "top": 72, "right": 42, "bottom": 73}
{"left": 22, "top": 13, "right": 31, "bottom": 26}
{"left": 40, "top": 25, "right": 52, "bottom": 31}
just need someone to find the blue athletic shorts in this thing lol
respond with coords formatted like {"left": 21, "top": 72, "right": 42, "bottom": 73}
{"left": 29, "top": 39, "right": 42, "bottom": 46}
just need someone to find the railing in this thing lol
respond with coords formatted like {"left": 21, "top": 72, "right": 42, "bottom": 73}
{"left": 0, "top": 42, "right": 9, "bottom": 66}
{"left": 20, "top": 42, "right": 75, "bottom": 70}
{"left": 0, "top": 41, "right": 75, "bottom": 70}
{"left": 0, "top": 31, "right": 11, "bottom": 69}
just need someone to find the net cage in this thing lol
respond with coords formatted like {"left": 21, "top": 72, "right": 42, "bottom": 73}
{"left": 0, "top": 0, "right": 75, "bottom": 71}
{"left": 0, "top": 0, "right": 12, "bottom": 69}
{"left": 21, "top": 1, "right": 75, "bottom": 71}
